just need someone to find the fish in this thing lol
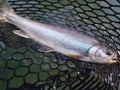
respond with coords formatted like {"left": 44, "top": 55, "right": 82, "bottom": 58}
{"left": 0, "top": 0, "right": 118, "bottom": 64}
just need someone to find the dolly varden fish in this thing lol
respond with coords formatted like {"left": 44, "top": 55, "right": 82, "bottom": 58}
{"left": 0, "top": 0, "right": 117, "bottom": 64}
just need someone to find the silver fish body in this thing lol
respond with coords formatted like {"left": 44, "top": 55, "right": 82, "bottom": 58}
{"left": 7, "top": 12, "right": 96, "bottom": 54}
{"left": 0, "top": 0, "right": 118, "bottom": 64}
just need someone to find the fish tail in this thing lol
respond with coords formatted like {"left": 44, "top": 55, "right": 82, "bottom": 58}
{"left": 0, "top": 0, "right": 14, "bottom": 22}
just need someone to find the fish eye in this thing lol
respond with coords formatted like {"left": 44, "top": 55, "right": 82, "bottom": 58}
{"left": 105, "top": 51, "right": 112, "bottom": 55}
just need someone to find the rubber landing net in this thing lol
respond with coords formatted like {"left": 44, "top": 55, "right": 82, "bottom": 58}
{"left": 0, "top": 0, "right": 120, "bottom": 90}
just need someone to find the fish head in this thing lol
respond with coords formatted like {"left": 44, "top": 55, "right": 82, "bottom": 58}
{"left": 89, "top": 45, "right": 118, "bottom": 64}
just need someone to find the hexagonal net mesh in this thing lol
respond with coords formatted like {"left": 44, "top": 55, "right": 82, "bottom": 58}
{"left": 0, "top": 0, "right": 120, "bottom": 90}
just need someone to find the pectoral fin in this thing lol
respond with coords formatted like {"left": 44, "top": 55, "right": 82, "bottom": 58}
{"left": 13, "top": 30, "right": 30, "bottom": 38}
{"left": 66, "top": 54, "right": 82, "bottom": 59}
{"left": 0, "top": 17, "right": 6, "bottom": 23}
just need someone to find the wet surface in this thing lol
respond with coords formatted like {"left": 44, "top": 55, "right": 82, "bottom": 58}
{"left": 0, "top": 0, "right": 120, "bottom": 90}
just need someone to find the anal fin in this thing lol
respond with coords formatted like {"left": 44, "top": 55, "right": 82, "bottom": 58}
{"left": 13, "top": 30, "right": 30, "bottom": 38}
{"left": 13, "top": 30, "right": 54, "bottom": 52}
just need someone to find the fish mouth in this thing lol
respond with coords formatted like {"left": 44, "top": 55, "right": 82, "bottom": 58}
{"left": 107, "top": 58, "right": 118, "bottom": 64}
{"left": 107, "top": 52, "right": 118, "bottom": 64}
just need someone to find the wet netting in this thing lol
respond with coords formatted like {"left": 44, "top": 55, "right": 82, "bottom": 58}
{"left": 0, "top": 0, "right": 120, "bottom": 90}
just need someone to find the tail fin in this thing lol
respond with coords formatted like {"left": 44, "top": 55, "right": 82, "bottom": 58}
{"left": 0, "top": 0, "right": 13, "bottom": 22}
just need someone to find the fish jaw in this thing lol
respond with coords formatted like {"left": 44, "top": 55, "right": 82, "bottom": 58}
{"left": 107, "top": 59, "right": 117, "bottom": 64}
{"left": 88, "top": 45, "right": 118, "bottom": 64}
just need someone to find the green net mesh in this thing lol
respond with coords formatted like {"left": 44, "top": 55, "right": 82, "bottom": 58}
{"left": 0, "top": 0, "right": 120, "bottom": 90}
